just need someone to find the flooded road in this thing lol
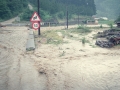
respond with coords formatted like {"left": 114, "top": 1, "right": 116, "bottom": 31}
{"left": 0, "top": 26, "right": 120, "bottom": 90}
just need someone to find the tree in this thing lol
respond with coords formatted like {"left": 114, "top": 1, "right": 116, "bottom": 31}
{"left": 29, "top": 0, "right": 96, "bottom": 17}
{"left": 0, "top": 0, "right": 11, "bottom": 19}
{"left": 0, "top": 0, "right": 28, "bottom": 20}
{"left": 95, "top": 0, "right": 120, "bottom": 19}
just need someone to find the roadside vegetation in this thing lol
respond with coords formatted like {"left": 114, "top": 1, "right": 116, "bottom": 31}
{"left": 65, "top": 26, "right": 91, "bottom": 35}
{"left": 98, "top": 19, "right": 114, "bottom": 24}
{"left": 98, "top": 19, "right": 115, "bottom": 29}
{"left": 81, "top": 37, "right": 89, "bottom": 45}
{"left": 95, "top": 0, "right": 120, "bottom": 19}
{"left": 115, "top": 15, "right": 120, "bottom": 22}
{"left": 0, "top": 0, "right": 27, "bottom": 21}
{"left": 34, "top": 25, "right": 93, "bottom": 46}
{"left": 35, "top": 30, "right": 63, "bottom": 45}
{"left": 76, "top": 25, "right": 91, "bottom": 33}
{"left": 0, "top": 0, "right": 96, "bottom": 22}
{"left": 19, "top": 7, "right": 34, "bottom": 21}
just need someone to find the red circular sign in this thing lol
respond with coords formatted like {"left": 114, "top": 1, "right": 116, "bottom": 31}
{"left": 32, "top": 22, "right": 40, "bottom": 30}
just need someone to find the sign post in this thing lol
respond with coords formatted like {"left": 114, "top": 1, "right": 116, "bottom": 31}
{"left": 30, "top": 12, "right": 41, "bottom": 22}
{"left": 32, "top": 22, "right": 40, "bottom": 30}
{"left": 67, "top": 9, "right": 68, "bottom": 29}
{"left": 38, "top": 0, "right": 40, "bottom": 35}
{"left": 30, "top": 12, "right": 41, "bottom": 34}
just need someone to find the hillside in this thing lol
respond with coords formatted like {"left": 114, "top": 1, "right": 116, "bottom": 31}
{"left": 29, "top": 0, "right": 96, "bottom": 19}
{"left": 0, "top": 0, "right": 96, "bottom": 21}
{"left": 94, "top": 0, "right": 120, "bottom": 19}
{"left": 0, "top": 0, "right": 27, "bottom": 21}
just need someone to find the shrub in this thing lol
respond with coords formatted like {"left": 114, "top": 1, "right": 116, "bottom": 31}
{"left": 81, "top": 37, "right": 89, "bottom": 45}
{"left": 42, "top": 30, "right": 63, "bottom": 45}
{"left": 82, "top": 37, "right": 86, "bottom": 44}
{"left": 100, "top": 24, "right": 103, "bottom": 28}
{"left": 76, "top": 25, "right": 91, "bottom": 33}
{"left": 108, "top": 23, "right": 113, "bottom": 29}
{"left": 20, "top": 8, "right": 34, "bottom": 21}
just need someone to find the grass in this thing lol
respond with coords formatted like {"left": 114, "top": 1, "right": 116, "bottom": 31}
{"left": 100, "top": 24, "right": 103, "bottom": 28}
{"left": 107, "top": 23, "right": 114, "bottom": 29}
{"left": 81, "top": 37, "right": 89, "bottom": 45}
{"left": 63, "top": 25, "right": 91, "bottom": 37}
{"left": 59, "top": 51, "right": 66, "bottom": 57}
{"left": 89, "top": 44, "right": 97, "bottom": 48}
{"left": 34, "top": 25, "right": 103, "bottom": 46}
{"left": 98, "top": 20, "right": 114, "bottom": 24}
{"left": 43, "top": 31, "right": 63, "bottom": 45}
{"left": 76, "top": 25, "right": 91, "bottom": 33}
{"left": 114, "top": 44, "right": 120, "bottom": 49}
{"left": 81, "top": 37, "right": 86, "bottom": 44}
{"left": 38, "top": 30, "right": 63, "bottom": 45}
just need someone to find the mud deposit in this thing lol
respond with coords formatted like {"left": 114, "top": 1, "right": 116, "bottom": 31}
{"left": 0, "top": 26, "right": 120, "bottom": 90}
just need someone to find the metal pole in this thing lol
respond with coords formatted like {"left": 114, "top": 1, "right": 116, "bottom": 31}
{"left": 67, "top": 10, "right": 68, "bottom": 29}
{"left": 78, "top": 13, "right": 79, "bottom": 25}
{"left": 66, "top": 0, "right": 68, "bottom": 29}
{"left": 38, "top": 0, "right": 40, "bottom": 35}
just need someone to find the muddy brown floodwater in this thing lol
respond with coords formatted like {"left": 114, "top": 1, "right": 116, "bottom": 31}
{"left": 0, "top": 26, "right": 120, "bottom": 90}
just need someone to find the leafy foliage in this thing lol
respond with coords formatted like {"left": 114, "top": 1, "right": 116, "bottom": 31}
{"left": 29, "top": 0, "right": 96, "bottom": 20}
{"left": 0, "top": 0, "right": 11, "bottom": 20}
{"left": 77, "top": 25, "right": 91, "bottom": 33}
{"left": 95, "top": 0, "right": 120, "bottom": 19}
{"left": 41, "top": 30, "right": 63, "bottom": 45}
{"left": 0, "top": 0, "right": 27, "bottom": 20}
{"left": 20, "top": 7, "right": 34, "bottom": 21}
{"left": 0, "top": 0, "right": 96, "bottom": 21}
{"left": 116, "top": 15, "right": 120, "bottom": 22}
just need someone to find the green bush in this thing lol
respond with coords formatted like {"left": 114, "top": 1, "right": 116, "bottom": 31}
{"left": 40, "top": 9, "right": 52, "bottom": 20}
{"left": 115, "top": 15, "right": 120, "bottom": 22}
{"left": 57, "top": 11, "right": 64, "bottom": 19}
{"left": 76, "top": 25, "right": 91, "bottom": 33}
{"left": 100, "top": 24, "right": 103, "bottom": 28}
{"left": 108, "top": 23, "right": 113, "bottom": 29}
{"left": 20, "top": 7, "right": 52, "bottom": 21}
{"left": 81, "top": 37, "right": 89, "bottom": 45}
{"left": 20, "top": 8, "right": 34, "bottom": 21}
{"left": 82, "top": 37, "right": 86, "bottom": 44}
{"left": 98, "top": 20, "right": 114, "bottom": 24}
{"left": 42, "top": 30, "right": 63, "bottom": 45}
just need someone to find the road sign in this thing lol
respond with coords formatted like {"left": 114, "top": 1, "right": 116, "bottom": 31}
{"left": 32, "top": 22, "right": 40, "bottom": 30}
{"left": 30, "top": 12, "right": 41, "bottom": 22}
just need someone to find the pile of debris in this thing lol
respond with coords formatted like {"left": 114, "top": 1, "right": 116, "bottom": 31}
{"left": 96, "top": 29, "right": 120, "bottom": 48}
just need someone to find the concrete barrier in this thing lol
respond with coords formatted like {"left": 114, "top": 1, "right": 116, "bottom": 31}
{"left": 26, "top": 30, "right": 35, "bottom": 51}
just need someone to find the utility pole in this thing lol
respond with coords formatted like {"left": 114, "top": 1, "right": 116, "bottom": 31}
{"left": 67, "top": 9, "right": 68, "bottom": 29}
{"left": 78, "top": 12, "right": 80, "bottom": 26}
{"left": 38, "top": 0, "right": 40, "bottom": 35}
{"left": 66, "top": 1, "right": 68, "bottom": 29}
